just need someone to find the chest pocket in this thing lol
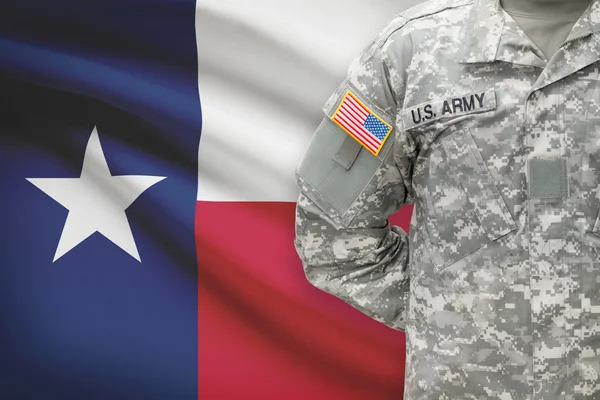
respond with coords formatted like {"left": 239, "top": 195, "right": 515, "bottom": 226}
{"left": 581, "top": 77, "right": 600, "bottom": 250}
{"left": 422, "top": 126, "right": 517, "bottom": 270}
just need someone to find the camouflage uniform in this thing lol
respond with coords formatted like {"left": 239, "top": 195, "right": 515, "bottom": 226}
{"left": 294, "top": 0, "right": 600, "bottom": 398}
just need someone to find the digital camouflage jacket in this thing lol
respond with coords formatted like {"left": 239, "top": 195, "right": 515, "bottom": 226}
{"left": 294, "top": 0, "right": 600, "bottom": 398}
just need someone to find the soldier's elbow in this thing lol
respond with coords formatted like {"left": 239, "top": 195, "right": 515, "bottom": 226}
{"left": 303, "top": 265, "right": 322, "bottom": 288}
{"left": 303, "top": 263, "right": 345, "bottom": 299}
{"left": 294, "top": 236, "right": 345, "bottom": 295}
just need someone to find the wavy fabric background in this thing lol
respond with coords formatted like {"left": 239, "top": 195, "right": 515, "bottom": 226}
{"left": 197, "top": 1, "right": 422, "bottom": 399}
{"left": 0, "top": 0, "right": 422, "bottom": 398}
{"left": 0, "top": 0, "right": 200, "bottom": 399}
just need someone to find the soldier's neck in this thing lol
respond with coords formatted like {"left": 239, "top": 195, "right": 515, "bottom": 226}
{"left": 500, "top": 0, "right": 592, "bottom": 18}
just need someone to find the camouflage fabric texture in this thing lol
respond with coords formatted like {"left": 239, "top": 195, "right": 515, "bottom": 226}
{"left": 294, "top": 0, "right": 600, "bottom": 398}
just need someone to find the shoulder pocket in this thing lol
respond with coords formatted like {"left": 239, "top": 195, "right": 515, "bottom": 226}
{"left": 296, "top": 117, "right": 391, "bottom": 228}
{"left": 423, "top": 126, "right": 517, "bottom": 270}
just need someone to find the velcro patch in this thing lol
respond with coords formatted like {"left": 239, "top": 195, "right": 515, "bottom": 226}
{"left": 401, "top": 88, "right": 497, "bottom": 129}
{"left": 528, "top": 156, "right": 568, "bottom": 198}
{"left": 331, "top": 91, "right": 393, "bottom": 157}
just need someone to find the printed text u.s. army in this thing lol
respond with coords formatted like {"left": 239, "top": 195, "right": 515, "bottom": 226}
{"left": 410, "top": 91, "right": 487, "bottom": 124}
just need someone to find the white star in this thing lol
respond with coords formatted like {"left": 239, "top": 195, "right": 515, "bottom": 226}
{"left": 27, "top": 127, "right": 165, "bottom": 262}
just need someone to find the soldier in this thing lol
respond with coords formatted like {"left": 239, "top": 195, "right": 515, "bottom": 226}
{"left": 294, "top": 0, "right": 600, "bottom": 398}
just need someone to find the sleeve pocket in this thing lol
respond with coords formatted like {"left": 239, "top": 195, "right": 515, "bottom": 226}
{"left": 296, "top": 117, "right": 384, "bottom": 229}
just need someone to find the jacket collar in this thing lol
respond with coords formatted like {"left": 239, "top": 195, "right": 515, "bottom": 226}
{"left": 457, "top": 0, "right": 600, "bottom": 64}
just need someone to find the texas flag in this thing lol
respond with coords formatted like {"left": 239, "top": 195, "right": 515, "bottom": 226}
{"left": 0, "top": 0, "right": 420, "bottom": 398}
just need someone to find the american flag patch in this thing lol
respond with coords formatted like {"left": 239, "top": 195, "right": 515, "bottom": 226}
{"left": 331, "top": 91, "right": 393, "bottom": 156}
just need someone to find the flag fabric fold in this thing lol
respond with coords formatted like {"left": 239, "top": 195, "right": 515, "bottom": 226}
{"left": 1, "top": 0, "right": 421, "bottom": 398}
{"left": 0, "top": 1, "right": 199, "bottom": 398}
{"left": 197, "top": 0, "right": 420, "bottom": 398}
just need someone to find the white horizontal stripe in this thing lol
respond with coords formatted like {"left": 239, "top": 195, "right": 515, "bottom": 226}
{"left": 341, "top": 103, "right": 370, "bottom": 128}
{"left": 345, "top": 96, "right": 369, "bottom": 118}
{"left": 336, "top": 110, "right": 380, "bottom": 148}
{"left": 344, "top": 102, "right": 369, "bottom": 123}
{"left": 196, "top": 0, "right": 423, "bottom": 201}
{"left": 337, "top": 107, "right": 380, "bottom": 145}
{"left": 338, "top": 107, "right": 366, "bottom": 129}
{"left": 335, "top": 114, "right": 373, "bottom": 146}
{"left": 340, "top": 105, "right": 368, "bottom": 131}
{"left": 334, "top": 114, "right": 378, "bottom": 152}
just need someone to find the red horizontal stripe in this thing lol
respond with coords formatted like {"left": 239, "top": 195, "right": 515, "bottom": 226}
{"left": 334, "top": 123, "right": 376, "bottom": 153}
{"left": 334, "top": 114, "right": 379, "bottom": 153}
{"left": 345, "top": 96, "right": 369, "bottom": 118}
{"left": 336, "top": 110, "right": 380, "bottom": 149}
{"left": 197, "top": 201, "right": 413, "bottom": 399}
{"left": 340, "top": 103, "right": 367, "bottom": 127}
{"left": 337, "top": 109, "right": 381, "bottom": 146}
{"left": 343, "top": 96, "right": 385, "bottom": 144}
{"left": 344, "top": 102, "right": 369, "bottom": 125}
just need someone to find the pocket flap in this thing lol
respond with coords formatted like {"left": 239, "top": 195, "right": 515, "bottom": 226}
{"left": 424, "top": 127, "right": 517, "bottom": 270}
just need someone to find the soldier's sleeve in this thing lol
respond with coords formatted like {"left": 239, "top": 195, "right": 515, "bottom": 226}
{"left": 294, "top": 23, "right": 415, "bottom": 331}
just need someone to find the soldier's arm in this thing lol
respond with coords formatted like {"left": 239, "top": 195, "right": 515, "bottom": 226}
{"left": 294, "top": 27, "right": 414, "bottom": 331}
